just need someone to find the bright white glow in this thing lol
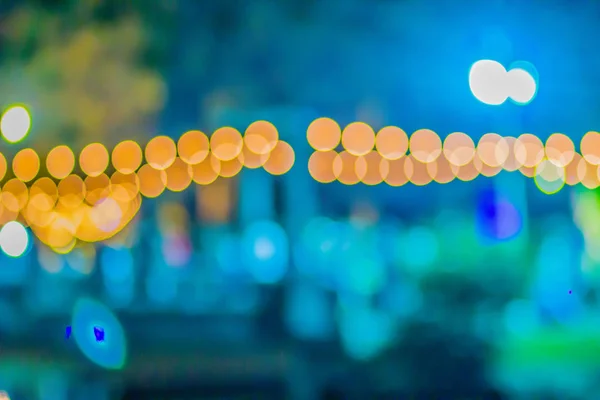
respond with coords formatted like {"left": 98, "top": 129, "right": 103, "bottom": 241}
{"left": 0, "top": 221, "right": 29, "bottom": 258}
{"left": 469, "top": 60, "right": 509, "bottom": 105}
{"left": 469, "top": 60, "right": 538, "bottom": 106}
{"left": 0, "top": 106, "right": 31, "bottom": 143}
{"left": 507, "top": 68, "right": 537, "bottom": 104}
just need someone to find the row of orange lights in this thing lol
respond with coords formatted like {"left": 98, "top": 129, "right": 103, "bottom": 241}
{"left": 0, "top": 121, "right": 295, "bottom": 249}
{"left": 1, "top": 118, "right": 599, "bottom": 251}
{"left": 3, "top": 118, "right": 599, "bottom": 190}
{"left": 0, "top": 120, "right": 295, "bottom": 184}
{"left": 306, "top": 118, "right": 600, "bottom": 188}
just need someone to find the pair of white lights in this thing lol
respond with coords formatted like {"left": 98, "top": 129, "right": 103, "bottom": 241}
{"left": 469, "top": 60, "right": 538, "bottom": 106}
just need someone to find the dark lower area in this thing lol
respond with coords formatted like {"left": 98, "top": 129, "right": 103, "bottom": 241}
{"left": 121, "top": 381, "right": 286, "bottom": 400}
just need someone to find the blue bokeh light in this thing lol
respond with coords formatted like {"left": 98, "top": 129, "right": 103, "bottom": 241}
{"left": 71, "top": 297, "right": 127, "bottom": 370}
{"left": 100, "top": 246, "right": 134, "bottom": 282}
{"left": 285, "top": 282, "right": 333, "bottom": 340}
{"left": 476, "top": 188, "right": 522, "bottom": 242}
{"left": 338, "top": 304, "right": 395, "bottom": 361}
{"left": 401, "top": 226, "right": 439, "bottom": 273}
{"left": 241, "top": 220, "right": 289, "bottom": 284}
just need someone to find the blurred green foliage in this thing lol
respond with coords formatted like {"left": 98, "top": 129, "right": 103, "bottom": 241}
{"left": 0, "top": 0, "right": 178, "bottom": 151}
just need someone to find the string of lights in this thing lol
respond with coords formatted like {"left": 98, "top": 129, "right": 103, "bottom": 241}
{"left": 1, "top": 109, "right": 600, "bottom": 253}
{"left": 307, "top": 118, "right": 600, "bottom": 192}
{"left": 1, "top": 117, "right": 599, "bottom": 191}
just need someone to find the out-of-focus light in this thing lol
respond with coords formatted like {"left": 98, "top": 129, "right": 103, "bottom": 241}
{"left": 509, "top": 60, "right": 539, "bottom": 105}
{"left": 137, "top": 164, "right": 167, "bottom": 198}
{"left": 409, "top": 128, "right": 442, "bottom": 163}
{"left": 443, "top": 132, "right": 476, "bottom": 166}
{"left": 308, "top": 151, "right": 338, "bottom": 184}
{"left": 112, "top": 140, "right": 143, "bottom": 174}
{"left": 161, "top": 233, "right": 192, "bottom": 267}
{"left": 469, "top": 60, "right": 509, "bottom": 105}
{"left": 217, "top": 157, "right": 243, "bottom": 178}
{"left": 66, "top": 244, "right": 95, "bottom": 276}
{"left": 90, "top": 198, "right": 123, "bottom": 232}
{"left": 294, "top": 217, "right": 342, "bottom": 280}
{"left": 263, "top": 140, "right": 295, "bottom": 176}
{"left": 79, "top": 143, "right": 109, "bottom": 177}
{"left": 401, "top": 225, "right": 439, "bottom": 273}
{"left": 210, "top": 127, "right": 243, "bottom": 161}
{"left": 534, "top": 159, "right": 565, "bottom": 194}
{"left": 71, "top": 297, "right": 127, "bottom": 370}
{"left": 164, "top": 157, "right": 192, "bottom": 192}
{"left": 476, "top": 188, "right": 522, "bottom": 241}
{"left": 341, "top": 122, "right": 375, "bottom": 157}
{"left": 245, "top": 120, "right": 279, "bottom": 155}
{"left": 307, "top": 118, "right": 341, "bottom": 152}
{"left": 375, "top": 126, "right": 408, "bottom": 160}
{"left": 196, "top": 177, "right": 232, "bottom": 223}
{"left": 0, "top": 152, "right": 6, "bottom": 182}
{"left": 357, "top": 151, "right": 387, "bottom": 185}
{"left": 158, "top": 202, "right": 189, "bottom": 236}
{"left": 507, "top": 68, "right": 537, "bottom": 105}
{"left": 580, "top": 131, "right": 600, "bottom": 166}
{"left": 340, "top": 253, "right": 386, "bottom": 296}
{"left": 12, "top": 148, "right": 40, "bottom": 182}
{"left": 1, "top": 105, "right": 31, "bottom": 143}
{"left": 545, "top": 133, "right": 575, "bottom": 168}
{"left": 145, "top": 136, "right": 177, "bottom": 170}
{"left": 100, "top": 247, "right": 134, "bottom": 282}
{"left": 0, "top": 221, "right": 28, "bottom": 258}
{"left": 284, "top": 283, "right": 333, "bottom": 340}
{"left": 57, "top": 174, "right": 85, "bottom": 208}
{"left": 46, "top": 145, "right": 75, "bottom": 179}
{"left": 37, "top": 245, "right": 65, "bottom": 273}
{"left": 333, "top": 151, "right": 362, "bottom": 185}
{"left": 469, "top": 60, "right": 537, "bottom": 106}
{"left": 28, "top": 177, "right": 58, "bottom": 213}
{"left": 111, "top": 171, "right": 140, "bottom": 202}
{"left": 242, "top": 220, "right": 289, "bottom": 284}
{"left": 2, "top": 178, "right": 28, "bottom": 213}
{"left": 178, "top": 130, "right": 209, "bottom": 165}
{"left": 338, "top": 305, "right": 394, "bottom": 360}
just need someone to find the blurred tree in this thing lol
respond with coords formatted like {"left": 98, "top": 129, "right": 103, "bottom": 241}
{"left": 0, "top": 0, "right": 178, "bottom": 152}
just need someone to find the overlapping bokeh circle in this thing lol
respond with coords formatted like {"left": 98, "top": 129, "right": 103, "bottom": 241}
{"left": 0, "top": 119, "right": 597, "bottom": 254}
{"left": 71, "top": 297, "right": 127, "bottom": 370}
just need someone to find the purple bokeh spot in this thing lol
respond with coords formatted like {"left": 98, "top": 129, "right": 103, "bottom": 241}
{"left": 495, "top": 200, "right": 522, "bottom": 240}
{"left": 477, "top": 189, "right": 522, "bottom": 241}
{"left": 93, "top": 326, "right": 105, "bottom": 342}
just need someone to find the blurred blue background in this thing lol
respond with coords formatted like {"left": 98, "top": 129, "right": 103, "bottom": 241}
{"left": 1, "top": 0, "right": 600, "bottom": 399}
